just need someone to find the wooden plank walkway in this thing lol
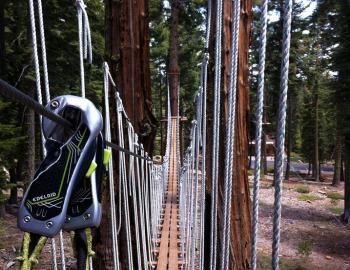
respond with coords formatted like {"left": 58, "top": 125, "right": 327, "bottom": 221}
{"left": 156, "top": 118, "right": 181, "bottom": 270}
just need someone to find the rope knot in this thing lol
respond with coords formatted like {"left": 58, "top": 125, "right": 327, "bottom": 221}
{"left": 87, "top": 250, "right": 96, "bottom": 257}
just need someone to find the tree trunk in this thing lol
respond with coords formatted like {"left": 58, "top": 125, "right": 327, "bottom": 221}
{"left": 313, "top": 92, "right": 320, "bottom": 181}
{"left": 94, "top": 175, "right": 116, "bottom": 269}
{"left": 9, "top": 165, "right": 18, "bottom": 205}
{"left": 341, "top": 158, "right": 345, "bottom": 182}
{"left": 342, "top": 141, "right": 350, "bottom": 223}
{"left": 105, "top": 0, "right": 157, "bottom": 154}
{"left": 333, "top": 134, "right": 342, "bottom": 186}
{"left": 0, "top": 204, "right": 5, "bottom": 219}
{"left": 24, "top": 87, "right": 36, "bottom": 186}
{"left": 168, "top": 0, "right": 180, "bottom": 117}
{"left": 0, "top": 0, "right": 5, "bottom": 76}
{"left": 308, "top": 159, "right": 311, "bottom": 176}
{"left": 262, "top": 133, "right": 267, "bottom": 175}
{"left": 159, "top": 76, "right": 163, "bottom": 156}
{"left": 206, "top": 0, "right": 252, "bottom": 268}
{"left": 285, "top": 96, "right": 292, "bottom": 180}
{"left": 229, "top": 1, "right": 252, "bottom": 267}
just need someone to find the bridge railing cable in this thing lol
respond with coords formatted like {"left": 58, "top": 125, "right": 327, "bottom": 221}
{"left": 104, "top": 62, "right": 171, "bottom": 269}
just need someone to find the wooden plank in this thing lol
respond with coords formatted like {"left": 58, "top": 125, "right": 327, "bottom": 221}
{"left": 157, "top": 119, "right": 181, "bottom": 270}
{"left": 168, "top": 120, "right": 179, "bottom": 269}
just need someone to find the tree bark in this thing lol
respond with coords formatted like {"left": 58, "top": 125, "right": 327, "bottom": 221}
{"left": 8, "top": 164, "right": 19, "bottom": 205}
{"left": 168, "top": 0, "right": 180, "bottom": 116}
{"left": 285, "top": 95, "right": 292, "bottom": 180}
{"left": 0, "top": 0, "right": 5, "bottom": 76}
{"left": 313, "top": 91, "right": 320, "bottom": 181}
{"left": 229, "top": 1, "right": 252, "bottom": 267}
{"left": 105, "top": 0, "right": 157, "bottom": 154}
{"left": 24, "top": 88, "right": 36, "bottom": 186}
{"left": 205, "top": 0, "right": 252, "bottom": 268}
{"left": 342, "top": 141, "right": 350, "bottom": 223}
{"left": 333, "top": 134, "right": 342, "bottom": 186}
{"left": 262, "top": 133, "right": 267, "bottom": 175}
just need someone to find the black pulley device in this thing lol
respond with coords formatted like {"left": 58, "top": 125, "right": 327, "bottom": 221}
{"left": 18, "top": 95, "right": 104, "bottom": 237}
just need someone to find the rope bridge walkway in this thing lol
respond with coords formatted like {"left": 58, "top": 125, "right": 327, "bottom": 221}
{"left": 0, "top": 0, "right": 295, "bottom": 268}
{"left": 156, "top": 118, "right": 181, "bottom": 270}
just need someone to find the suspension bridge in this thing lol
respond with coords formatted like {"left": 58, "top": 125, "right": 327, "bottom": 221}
{"left": 0, "top": 0, "right": 297, "bottom": 269}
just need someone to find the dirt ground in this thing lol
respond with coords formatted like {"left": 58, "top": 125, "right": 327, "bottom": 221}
{"left": 252, "top": 174, "right": 350, "bottom": 270}
{"left": 0, "top": 174, "right": 349, "bottom": 269}
{"left": 0, "top": 215, "right": 76, "bottom": 269}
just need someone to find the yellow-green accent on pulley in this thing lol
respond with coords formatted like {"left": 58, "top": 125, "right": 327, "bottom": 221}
{"left": 85, "top": 161, "right": 97, "bottom": 178}
{"left": 103, "top": 149, "right": 112, "bottom": 166}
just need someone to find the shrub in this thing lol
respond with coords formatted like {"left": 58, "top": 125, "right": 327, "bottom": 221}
{"left": 295, "top": 185, "right": 310, "bottom": 194}
{"left": 329, "top": 207, "right": 343, "bottom": 215}
{"left": 297, "top": 240, "right": 313, "bottom": 257}
{"left": 326, "top": 192, "right": 344, "bottom": 200}
{"left": 266, "top": 168, "right": 274, "bottom": 174}
{"left": 297, "top": 194, "right": 322, "bottom": 202}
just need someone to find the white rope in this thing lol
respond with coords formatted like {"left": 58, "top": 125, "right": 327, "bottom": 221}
{"left": 220, "top": 0, "right": 240, "bottom": 269}
{"left": 251, "top": 0, "right": 268, "bottom": 269}
{"left": 76, "top": 0, "right": 92, "bottom": 98}
{"left": 36, "top": 0, "right": 50, "bottom": 103}
{"left": 103, "top": 63, "right": 120, "bottom": 270}
{"left": 127, "top": 123, "right": 143, "bottom": 269}
{"left": 272, "top": 0, "right": 293, "bottom": 269}
{"left": 28, "top": 1, "right": 65, "bottom": 268}
{"left": 116, "top": 96, "right": 134, "bottom": 269}
{"left": 28, "top": 0, "right": 46, "bottom": 157}
{"left": 134, "top": 138, "right": 149, "bottom": 270}
{"left": 199, "top": 53, "right": 209, "bottom": 270}
{"left": 59, "top": 230, "right": 66, "bottom": 270}
{"left": 143, "top": 153, "right": 154, "bottom": 266}
{"left": 104, "top": 62, "right": 165, "bottom": 269}
{"left": 209, "top": 0, "right": 223, "bottom": 267}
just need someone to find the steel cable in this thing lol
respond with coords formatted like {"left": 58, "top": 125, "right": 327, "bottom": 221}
{"left": 251, "top": 0, "right": 268, "bottom": 269}
{"left": 209, "top": 0, "right": 223, "bottom": 267}
{"left": 272, "top": 0, "right": 293, "bottom": 269}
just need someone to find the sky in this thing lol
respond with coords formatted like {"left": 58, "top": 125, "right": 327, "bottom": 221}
{"left": 269, "top": 0, "right": 317, "bottom": 22}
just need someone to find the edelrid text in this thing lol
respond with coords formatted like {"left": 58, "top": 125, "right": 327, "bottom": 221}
{"left": 32, "top": 192, "right": 57, "bottom": 202}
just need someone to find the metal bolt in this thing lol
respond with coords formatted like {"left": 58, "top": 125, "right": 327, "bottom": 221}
{"left": 50, "top": 100, "right": 59, "bottom": 109}
{"left": 24, "top": 216, "right": 31, "bottom": 223}
{"left": 83, "top": 213, "right": 91, "bottom": 220}
{"left": 65, "top": 217, "right": 71, "bottom": 223}
{"left": 46, "top": 221, "right": 53, "bottom": 228}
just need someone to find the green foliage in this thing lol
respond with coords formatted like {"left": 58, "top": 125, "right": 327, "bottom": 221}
{"left": 0, "top": 0, "right": 105, "bottom": 203}
{"left": 250, "top": 0, "right": 338, "bottom": 168}
{"left": 266, "top": 168, "right": 274, "bottom": 174}
{"left": 329, "top": 207, "right": 343, "bottom": 215}
{"left": 149, "top": 0, "right": 206, "bottom": 154}
{"left": 297, "top": 240, "right": 313, "bottom": 257}
{"left": 326, "top": 192, "right": 344, "bottom": 200}
{"left": 0, "top": 168, "right": 10, "bottom": 204}
{"left": 290, "top": 153, "right": 304, "bottom": 163}
{"left": 295, "top": 185, "right": 310, "bottom": 194}
{"left": 297, "top": 194, "right": 322, "bottom": 202}
{"left": 257, "top": 253, "right": 313, "bottom": 270}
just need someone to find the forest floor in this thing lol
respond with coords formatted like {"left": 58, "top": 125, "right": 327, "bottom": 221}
{"left": 0, "top": 173, "right": 349, "bottom": 269}
{"left": 252, "top": 173, "right": 350, "bottom": 270}
{"left": 0, "top": 214, "right": 75, "bottom": 269}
